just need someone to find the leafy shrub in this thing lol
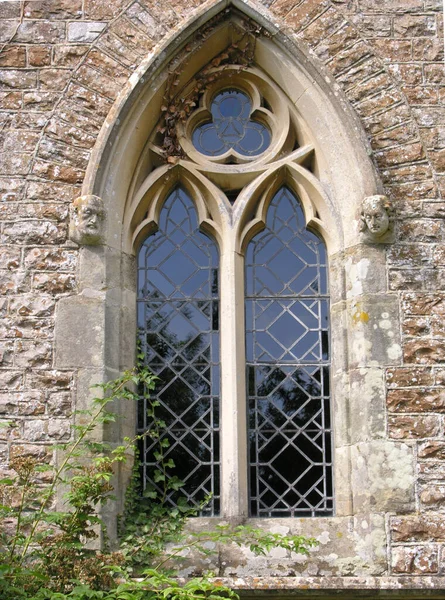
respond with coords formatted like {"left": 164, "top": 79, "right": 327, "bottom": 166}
{"left": 0, "top": 364, "right": 316, "bottom": 600}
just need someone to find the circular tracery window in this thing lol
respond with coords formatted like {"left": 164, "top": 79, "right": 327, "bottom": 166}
{"left": 192, "top": 89, "right": 271, "bottom": 157}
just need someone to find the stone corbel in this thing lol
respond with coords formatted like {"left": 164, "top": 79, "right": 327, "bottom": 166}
{"left": 359, "top": 194, "right": 395, "bottom": 244}
{"left": 69, "top": 195, "right": 106, "bottom": 246}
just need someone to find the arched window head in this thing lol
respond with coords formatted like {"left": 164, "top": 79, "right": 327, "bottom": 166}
{"left": 137, "top": 187, "right": 220, "bottom": 516}
{"left": 246, "top": 187, "right": 332, "bottom": 517}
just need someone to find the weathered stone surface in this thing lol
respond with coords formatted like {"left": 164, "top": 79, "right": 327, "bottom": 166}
{"left": 0, "top": 46, "right": 26, "bottom": 68}
{"left": 0, "top": 247, "right": 21, "bottom": 270}
{"left": 46, "top": 117, "right": 96, "bottom": 149}
{"left": 0, "top": 371, "right": 23, "bottom": 390}
{"left": 67, "top": 21, "right": 106, "bottom": 42}
{"left": 26, "top": 369, "right": 72, "bottom": 389}
{"left": 28, "top": 46, "right": 52, "bottom": 67}
{"left": 399, "top": 219, "right": 442, "bottom": 243}
{"left": 24, "top": 248, "right": 77, "bottom": 271}
{"left": 391, "top": 517, "right": 445, "bottom": 542}
{"left": 420, "top": 485, "right": 445, "bottom": 509}
{"left": 9, "top": 444, "right": 52, "bottom": 462}
{"left": 24, "top": 0, "right": 82, "bottom": 19}
{"left": 419, "top": 441, "right": 445, "bottom": 460}
{"left": 26, "top": 181, "right": 79, "bottom": 203}
{"left": 2, "top": 221, "right": 67, "bottom": 245}
{"left": 350, "top": 441, "right": 415, "bottom": 512}
{"left": 32, "top": 272, "right": 76, "bottom": 294}
{"left": 402, "top": 292, "right": 445, "bottom": 315}
{"left": 15, "top": 21, "right": 66, "bottom": 43}
{"left": 9, "top": 294, "right": 55, "bottom": 317}
{"left": 38, "top": 137, "right": 90, "bottom": 169}
{"left": 15, "top": 340, "right": 52, "bottom": 368}
{"left": 47, "top": 391, "right": 72, "bottom": 416}
{"left": 402, "top": 316, "right": 430, "bottom": 336}
{"left": 39, "top": 69, "right": 72, "bottom": 92}
{"left": 32, "top": 159, "right": 85, "bottom": 184}
{"left": 393, "top": 15, "right": 437, "bottom": 37}
{"left": 0, "top": 317, "right": 53, "bottom": 339}
{"left": 387, "top": 388, "right": 445, "bottom": 413}
{"left": 386, "top": 367, "right": 434, "bottom": 388}
{"left": 55, "top": 296, "right": 104, "bottom": 368}
{"left": 53, "top": 45, "right": 89, "bottom": 67}
{"left": 388, "top": 415, "right": 441, "bottom": 439}
{"left": 0, "top": 271, "right": 29, "bottom": 295}
{"left": 404, "top": 339, "right": 445, "bottom": 364}
{"left": 0, "top": 341, "right": 14, "bottom": 366}
{"left": 418, "top": 462, "right": 445, "bottom": 479}
{"left": 391, "top": 545, "right": 438, "bottom": 574}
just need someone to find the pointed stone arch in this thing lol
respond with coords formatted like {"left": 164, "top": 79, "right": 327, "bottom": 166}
{"left": 53, "top": 0, "right": 418, "bottom": 571}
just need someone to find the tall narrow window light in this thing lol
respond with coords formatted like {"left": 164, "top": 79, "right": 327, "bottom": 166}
{"left": 137, "top": 188, "right": 220, "bottom": 516}
{"left": 246, "top": 187, "right": 333, "bottom": 517}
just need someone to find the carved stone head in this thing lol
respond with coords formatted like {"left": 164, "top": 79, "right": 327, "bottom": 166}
{"left": 69, "top": 195, "right": 106, "bottom": 246}
{"left": 359, "top": 195, "right": 394, "bottom": 243}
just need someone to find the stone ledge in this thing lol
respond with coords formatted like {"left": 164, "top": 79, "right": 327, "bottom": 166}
{"left": 202, "top": 577, "right": 445, "bottom": 597}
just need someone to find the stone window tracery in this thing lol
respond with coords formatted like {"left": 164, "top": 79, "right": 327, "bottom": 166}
{"left": 133, "top": 66, "right": 333, "bottom": 519}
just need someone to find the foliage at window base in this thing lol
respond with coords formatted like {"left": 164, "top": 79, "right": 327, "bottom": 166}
{"left": 0, "top": 364, "right": 317, "bottom": 600}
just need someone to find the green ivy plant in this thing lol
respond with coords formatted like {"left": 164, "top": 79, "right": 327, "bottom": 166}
{"left": 0, "top": 362, "right": 317, "bottom": 600}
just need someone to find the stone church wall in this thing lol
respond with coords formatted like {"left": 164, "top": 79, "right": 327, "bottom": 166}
{"left": 1, "top": 0, "right": 445, "bottom": 593}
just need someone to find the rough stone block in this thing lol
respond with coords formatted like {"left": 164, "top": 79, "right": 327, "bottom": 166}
{"left": 350, "top": 441, "right": 415, "bottom": 513}
{"left": 15, "top": 21, "right": 66, "bottom": 43}
{"left": 0, "top": 371, "right": 23, "bottom": 390}
{"left": 23, "top": 91, "right": 59, "bottom": 112}
{"left": 345, "top": 295, "right": 402, "bottom": 368}
{"left": 404, "top": 339, "right": 445, "bottom": 364}
{"left": 388, "top": 415, "right": 441, "bottom": 439}
{"left": 393, "top": 15, "right": 437, "bottom": 37}
{"left": 24, "top": 248, "right": 77, "bottom": 272}
{"left": 392, "top": 545, "right": 438, "bottom": 574}
{"left": 0, "top": 46, "right": 26, "bottom": 68}
{"left": 9, "top": 294, "right": 55, "bottom": 317}
{"left": 46, "top": 117, "right": 96, "bottom": 149}
{"left": 386, "top": 367, "right": 434, "bottom": 389}
{"left": 24, "top": 0, "right": 82, "bottom": 19}
{"left": 32, "top": 159, "right": 85, "bottom": 184}
{"left": 25, "top": 369, "right": 72, "bottom": 390}
{"left": 391, "top": 516, "right": 445, "bottom": 542}
{"left": 387, "top": 388, "right": 445, "bottom": 413}
{"left": 1, "top": 221, "right": 67, "bottom": 245}
{"left": 53, "top": 44, "right": 89, "bottom": 67}
{"left": 39, "top": 69, "right": 72, "bottom": 92}
{"left": 420, "top": 485, "right": 445, "bottom": 510}
{"left": 47, "top": 391, "right": 72, "bottom": 416}
{"left": 32, "top": 272, "right": 76, "bottom": 295}
{"left": 419, "top": 441, "right": 445, "bottom": 460}
{"left": 67, "top": 21, "right": 106, "bottom": 42}
{"left": 28, "top": 46, "right": 52, "bottom": 67}
{"left": 54, "top": 295, "right": 105, "bottom": 368}
{"left": 15, "top": 340, "right": 52, "bottom": 368}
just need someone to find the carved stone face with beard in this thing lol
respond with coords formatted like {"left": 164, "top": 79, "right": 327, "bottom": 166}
{"left": 69, "top": 195, "right": 106, "bottom": 246}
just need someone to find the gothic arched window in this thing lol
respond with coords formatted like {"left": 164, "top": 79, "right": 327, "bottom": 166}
{"left": 137, "top": 188, "right": 220, "bottom": 516}
{"left": 246, "top": 187, "right": 332, "bottom": 517}
{"left": 131, "top": 59, "right": 334, "bottom": 519}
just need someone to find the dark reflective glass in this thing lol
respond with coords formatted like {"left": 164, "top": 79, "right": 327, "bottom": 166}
{"left": 137, "top": 187, "right": 220, "bottom": 516}
{"left": 246, "top": 187, "right": 333, "bottom": 517}
{"left": 193, "top": 90, "right": 271, "bottom": 157}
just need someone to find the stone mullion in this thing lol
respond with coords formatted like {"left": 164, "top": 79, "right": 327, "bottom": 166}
{"left": 219, "top": 231, "right": 249, "bottom": 519}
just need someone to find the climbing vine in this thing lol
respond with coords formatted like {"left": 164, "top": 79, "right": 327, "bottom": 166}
{"left": 158, "top": 14, "right": 270, "bottom": 160}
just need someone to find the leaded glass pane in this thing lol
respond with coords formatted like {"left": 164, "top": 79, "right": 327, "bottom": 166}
{"left": 137, "top": 188, "right": 220, "bottom": 516}
{"left": 192, "top": 90, "right": 271, "bottom": 157}
{"left": 246, "top": 187, "right": 333, "bottom": 517}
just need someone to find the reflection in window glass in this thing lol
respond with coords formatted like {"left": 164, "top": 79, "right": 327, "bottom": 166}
{"left": 246, "top": 187, "right": 333, "bottom": 517}
{"left": 193, "top": 89, "right": 270, "bottom": 157}
{"left": 137, "top": 188, "right": 220, "bottom": 516}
